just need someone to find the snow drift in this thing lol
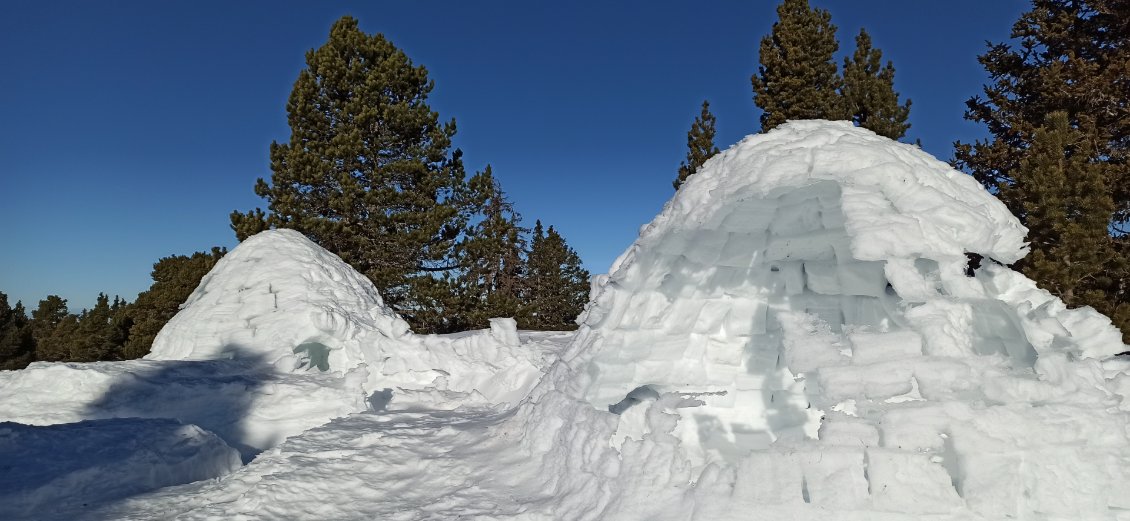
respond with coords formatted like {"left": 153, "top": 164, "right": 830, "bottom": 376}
{"left": 3, "top": 120, "right": 1129, "bottom": 520}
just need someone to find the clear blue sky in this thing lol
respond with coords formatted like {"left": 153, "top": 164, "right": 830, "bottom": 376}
{"left": 1, "top": 1, "right": 1028, "bottom": 312}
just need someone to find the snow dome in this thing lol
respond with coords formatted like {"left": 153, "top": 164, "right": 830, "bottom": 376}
{"left": 147, "top": 228, "right": 549, "bottom": 407}
{"left": 548, "top": 120, "right": 1130, "bottom": 516}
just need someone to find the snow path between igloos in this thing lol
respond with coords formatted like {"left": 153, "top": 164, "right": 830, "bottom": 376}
{"left": 4, "top": 120, "right": 1130, "bottom": 520}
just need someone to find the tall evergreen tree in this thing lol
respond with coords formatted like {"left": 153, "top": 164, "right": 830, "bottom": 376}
{"left": 752, "top": 0, "right": 846, "bottom": 132}
{"left": 1014, "top": 113, "right": 1126, "bottom": 322}
{"left": 28, "top": 294, "right": 133, "bottom": 362}
{"left": 841, "top": 28, "right": 911, "bottom": 140}
{"left": 31, "top": 296, "right": 75, "bottom": 362}
{"left": 230, "top": 16, "right": 487, "bottom": 332}
{"left": 123, "top": 248, "right": 226, "bottom": 358}
{"left": 30, "top": 296, "right": 68, "bottom": 336}
{"left": 954, "top": 0, "right": 1130, "bottom": 340}
{"left": 455, "top": 167, "right": 528, "bottom": 329}
{"left": 523, "top": 221, "right": 590, "bottom": 331}
{"left": 67, "top": 293, "right": 128, "bottom": 362}
{"left": 674, "top": 100, "right": 721, "bottom": 190}
{"left": 0, "top": 293, "right": 35, "bottom": 370}
{"left": 109, "top": 296, "right": 133, "bottom": 357}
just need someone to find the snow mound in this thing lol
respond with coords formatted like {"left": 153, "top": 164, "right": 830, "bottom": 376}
{"left": 0, "top": 418, "right": 240, "bottom": 519}
{"left": 0, "top": 230, "right": 558, "bottom": 461}
{"left": 147, "top": 228, "right": 410, "bottom": 370}
{"left": 544, "top": 120, "right": 1130, "bottom": 517}
{"left": 147, "top": 229, "right": 549, "bottom": 407}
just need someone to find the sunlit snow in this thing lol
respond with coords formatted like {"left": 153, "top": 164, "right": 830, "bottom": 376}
{"left": 2, "top": 121, "right": 1129, "bottom": 520}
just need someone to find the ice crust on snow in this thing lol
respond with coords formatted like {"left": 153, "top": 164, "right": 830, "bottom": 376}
{"left": 3, "top": 120, "right": 1130, "bottom": 520}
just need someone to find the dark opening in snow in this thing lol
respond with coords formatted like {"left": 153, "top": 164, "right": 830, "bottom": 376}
{"left": 608, "top": 385, "right": 661, "bottom": 415}
{"left": 293, "top": 341, "right": 331, "bottom": 372}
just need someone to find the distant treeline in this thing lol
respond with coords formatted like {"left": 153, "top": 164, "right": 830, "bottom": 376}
{"left": 0, "top": 249, "right": 224, "bottom": 369}
{"left": 0, "top": 215, "right": 590, "bottom": 371}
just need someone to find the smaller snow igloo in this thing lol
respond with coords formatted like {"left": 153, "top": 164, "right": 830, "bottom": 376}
{"left": 144, "top": 229, "right": 548, "bottom": 408}
{"left": 564, "top": 120, "right": 1129, "bottom": 486}
{"left": 147, "top": 229, "right": 413, "bottom": 375}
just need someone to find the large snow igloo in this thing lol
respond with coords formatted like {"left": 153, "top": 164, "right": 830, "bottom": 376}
{"left": 562, "top": 121, "right": 1128, "bottom": 486}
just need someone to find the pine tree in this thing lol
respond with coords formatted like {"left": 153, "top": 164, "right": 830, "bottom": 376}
{"left": 123, "top": 248, "right": 226, "bottom": 358}
{"left": 0, "top": 293, "right": 35, "bottom": 370}
{"left": 674, "top": 100, "right": 721, "bottom": 190}
{"left": 34, "top": 316, "right": 78, "bottom": 362}
{"left": 31, "top": 296, "right": 74, "bottom": 362}
{"left": 230, "top": 16, "right": 487, "bottom": 332}
{"left": 455, "top": 167, "right": 528, "bottom": 329}
{"left": 841, "top": 28, "right": 911, "bottom": 140}
{"left": 27, "top": 293, "right": 132, "bottom": 362}
{"left": 522, "top": 221, "right": 590, "bottom": 331}
{"left": 954, "top": 0, "right": 1130, "bottom": 340}
{"left": 68, "top": 293, "right": 125, "bottom": 362}
{"left": 752, "top": 0, "right": 846, "bottom": 132}
{"left": 231, "top": 208, "right": 269, "bottom": 242}
{"left": 109, "top": 296, "right": 133, "bottom": 356}
{"left": 1015, "top": 113, "right": 1125, "bottom": 321}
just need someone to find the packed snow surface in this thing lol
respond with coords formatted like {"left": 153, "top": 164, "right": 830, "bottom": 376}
{"left": 2, "top": 121, "right": 1129, "bottom": 520}
{"left": 0, "top": 418, "right": 240, "bottom": 520}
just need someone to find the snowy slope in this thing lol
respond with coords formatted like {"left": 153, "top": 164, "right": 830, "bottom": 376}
{"left": 3, "top": 121, "right": 1129, "bottom": 520}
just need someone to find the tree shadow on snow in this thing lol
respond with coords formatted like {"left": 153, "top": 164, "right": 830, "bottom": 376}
{"left": 0, "top": 346, "right": 277, "bottom": 520}
{"left": 83, "top": 344, "right": 276, "bottom": 463}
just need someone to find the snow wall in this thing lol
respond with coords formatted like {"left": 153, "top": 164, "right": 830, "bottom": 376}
{"left": 535, "top": 120, "right": 1130, "bottom": 518}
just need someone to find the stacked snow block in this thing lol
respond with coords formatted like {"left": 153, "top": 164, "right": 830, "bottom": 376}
{"left": 147, "top": 229, "right": 415, "bottom": 373}
{"left": 582, "top": 181, "right": 917, "bottom": 460}
{"left": 565, "top": 121, "right": 1130, "bottom": 517}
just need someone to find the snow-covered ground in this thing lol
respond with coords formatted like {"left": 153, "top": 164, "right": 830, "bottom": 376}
{"left": 2, "top": 121, "right": 1129, "bottom": 520}
{"left": 0, "top": 418, "right": 240, "bottom": 520}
